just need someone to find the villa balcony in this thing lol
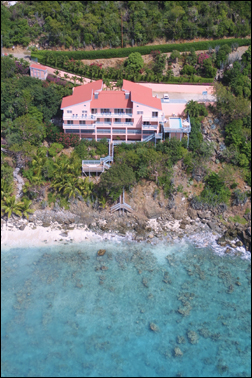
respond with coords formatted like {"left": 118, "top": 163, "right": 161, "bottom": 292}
{"left": 63, "top": 124, "right": 95, "bottom": 129}
{"left": 142, "top": 116, "right": 164, "bottom": 122}
{"left": 95, "top": 112, "right": 133, "bottom": 118}
{"left": 64, "top": 115, "right": 96, "bottom": 120}
{"left": 113, "top": 122, "right": 134, "bottom": 126}
{"left": 142, "top": 125, "right": 158, "bottom": 130}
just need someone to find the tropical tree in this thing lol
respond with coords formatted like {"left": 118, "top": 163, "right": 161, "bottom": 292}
{"left": 1, "top": 179, "right": 13, "bottom": 201}
{"left": 20, "top": 198, "right": 35, "bottom": 219}
{"left": 1, "top": 196, "right": 23, "bottom": 219}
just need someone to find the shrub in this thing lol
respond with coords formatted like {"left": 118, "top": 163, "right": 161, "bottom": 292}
{"left": 198, "top": 53, "right": 210, "bottom": 66}
{"left": 232, "top": 189, "right": 248, "bottom": 206}
{"left": 55, "top": 133, "right": 80, "bottom": 148}
{"left": 32, "top": 39, "right": 250, "bottom": 63}
{"left": 181, "top": 65, "right": 196, "bottom": 75}
{"left": 230, "top": 182, "right": 238, "bottom": 189}
{"left": 48, "top": 143, "right": 64, "bottom": 157}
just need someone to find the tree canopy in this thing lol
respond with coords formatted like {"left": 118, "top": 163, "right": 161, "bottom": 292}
{"left": 1, "top": 1, "right": 251, "bottom": 49}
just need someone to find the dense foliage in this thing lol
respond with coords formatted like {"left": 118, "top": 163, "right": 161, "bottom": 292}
{"left": 2, "top": 1, "right": 251, "bottom": 49}
{"left": 32, "top": 38, "right": 250, "bottom": 62}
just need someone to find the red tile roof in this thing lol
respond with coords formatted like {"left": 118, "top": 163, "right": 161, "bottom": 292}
{"left": 90, "top": 91, "right": 132, "bottom": 108}
{"left": 61, "top": 79, "right": 103, "bottom": 108}
{"left": 30, "top": 63, "right": 48, "bottom": 70}
{"left": 122, "top": 79, "right": 162, "bottom": 110}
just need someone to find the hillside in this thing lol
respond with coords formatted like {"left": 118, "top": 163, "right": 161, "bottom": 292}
{"left": 1, "top": 1, "right": 251, "bottom": 50}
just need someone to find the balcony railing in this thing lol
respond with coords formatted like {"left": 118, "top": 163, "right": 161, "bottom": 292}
{"left": 142, "top": 125, "right": 158, "bottom": 130}
{"left": 95, "top": 121, "right": 112, "bottom": 125}
{"left": 63, "top": 124, "right": 95, "bottom": 129}
{"left": 142, "top": 116, "right": 164, "bottom": 122}
{"left": 163, "top": 127, "right": 191, "bottom": 133}
{"left": 64, "top": 115, "right": 96, "bottom": 120}
{"left": 113, "top": 122, "right": 134, "bottom": 126}
{"left": 96, "top": 112, "right": 133, "bottom": 118}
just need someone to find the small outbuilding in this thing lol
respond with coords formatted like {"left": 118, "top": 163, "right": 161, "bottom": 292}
{"left": 30, "top": 63, "right": 48, "bottom": 80}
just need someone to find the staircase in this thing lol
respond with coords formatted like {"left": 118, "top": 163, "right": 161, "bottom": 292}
{"left": 110, "top": 188, "right": 133, "bottom": 214}
{"left": 82, "top": 141, "right": 114, "bottom": 174}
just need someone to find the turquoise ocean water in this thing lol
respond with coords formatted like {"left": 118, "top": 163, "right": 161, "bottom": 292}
{"left": 1, "top": 237, "right": 251, "bottom": 377}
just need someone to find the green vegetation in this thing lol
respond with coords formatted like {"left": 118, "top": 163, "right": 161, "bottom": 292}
{"left": 2, "top": 0, "right": 251, "bottom": 49}
{"left": 192, "top": 171, "right": 231, "bottom": 209}
{"left": 228, "top": 215, "right": 247, "bottom": 225}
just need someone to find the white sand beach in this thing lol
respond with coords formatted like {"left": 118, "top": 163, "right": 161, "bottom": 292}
{"left": 0, "top": 222, "right": 110, "bottom": 250}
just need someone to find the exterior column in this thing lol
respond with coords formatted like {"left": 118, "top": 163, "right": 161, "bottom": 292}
{"left": 125, "top": 127, "right": 128, "bottom": 142}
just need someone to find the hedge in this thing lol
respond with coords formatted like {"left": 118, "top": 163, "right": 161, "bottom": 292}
{"left": 32, "top": 38, "right": 251, "bottom": 62}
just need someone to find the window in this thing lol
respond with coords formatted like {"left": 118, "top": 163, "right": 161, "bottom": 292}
{"left": 67, "top": 110, "right": 72, "bottom": 114}
{"left": 91, "top": 109, "right": 97, "bottom": 114}
{"left": 67, "top": 121, "right": 73, "bottom": 125}
{"left": 143, "top": 122, "right": 150, "bottom": 125}
{"left": 82, "top": 110, "right": 87, "bottom": 113}
{"left": 97, "top": 129, "right": 111, "bottom": 134}
{"left": 126, "top": 119, "right": 132, "bottom": 123}
{"left": 104, "top": 118, "right": 111, "bottom": 123}
{"left": 115, "top": 119, "right": 121, "bottom": 123}
{"left": 137, "top": 111, "right": 143, "bottom": 115}
{"left": 143, "top": 130, "right": 155, "bottom": 134}
{"left": 127, "top": 129, "right": 141, "bottom": 134}
{"left": 80, "top": 121, "right": 86, "bottom": 125}
{"left": 112, "top": 129, "right": 125, "bottom": 134}
{"left": 115, "top": 109, "right": 124, "bottom": 114}
{"left": 126, "top": 109, "right": 132, "bottom": 114}
{"left": 152, "top": 112, "right": 158, "bottom": 117}
{"left": 125, "top": 93, "right": 129, "bottom": 99}
{"left": 94, "top": 93, "right": 98, "bottom": 99}
{"left": 101, "top": 109, "right": 110, "bottom": 114}
{"left": 66, "top": 129, "right": 79, "bottom": 133}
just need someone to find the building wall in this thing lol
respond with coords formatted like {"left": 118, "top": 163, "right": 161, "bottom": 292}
{"left": 30, "top": 67, "right": 47, "bottom": 80}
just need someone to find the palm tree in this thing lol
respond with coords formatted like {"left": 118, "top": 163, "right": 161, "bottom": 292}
{"left": 78, "top": 177, "right": 93, "bottom": 198}
{"left": 1, "top": 196, "right": 23, "bottom": 219}
{"left": 31, "top": 152, "right": 47, "bottom": 177}
{"left": 99, "top": 196, "right": 107, "bottom": 209}
{"left": 64, "top": 73, "right": 69, "bottom": 80}
{"left": 20, "top": 198, "right": 35, "bottom": 219}
{"left": 63, "top": 178, "right": 81, "bottom": 199}
{"left": 1, "top": 179, "right": 13, "bottom": 201}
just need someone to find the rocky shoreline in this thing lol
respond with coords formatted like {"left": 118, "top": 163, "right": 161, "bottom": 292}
{"left": 1, "top": 205, "right": 251, "bottom": 253}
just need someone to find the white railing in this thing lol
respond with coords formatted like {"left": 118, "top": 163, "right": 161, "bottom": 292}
{"left": 96, "top": 112, "right": 133, "bottom": 118}
{"left": 143, "top": 134, "right": 155, "bottom": 142}
{"left": 63, "top": 125, "right": 95, "bottom": 129}
{"left": 142, "top": 116, "right": 164, "bottom": 122}
{"left": 113, "top": 122, "right": 134, "bottom": 126}
{"left": 163, "top": 127, "right": 191, "bottom": 133}
{"left": 142, "top": 125, "right": 158, "bottom": 130}
{"left": 64, "top": 115, "right": 97, "bottom": 120}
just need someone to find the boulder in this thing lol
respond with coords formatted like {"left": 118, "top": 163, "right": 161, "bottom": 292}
{"left": 187, "top": 330, "right": 199, "bottom": 344}
{"left": 173, "top": 210, "right": 184, "bottom": 220}
{"left": 149, "top": 322, "right": 159, "bottom": 332}
{"left": 19, "top": 224, "right": 26, "bottom": 230}
{"left": 97, "top": 249, "right": 106, "bottom": 256}
{"left": 187, "top": 208, "right": 197, "bottom": 220}
{"left": 174, "top": 347, "right": 183, "bottom": 357}
{"left": 42, "top": 222, "right": 51, "bottom": 228}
